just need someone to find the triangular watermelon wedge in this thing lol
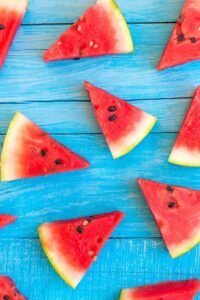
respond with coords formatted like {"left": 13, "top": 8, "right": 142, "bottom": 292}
{"left": 157, "top": 0, "right": 200, "bottom": 70}
{"left": 1, "top": 112, "right": 90, "bottom": 181}
{"left": 169, "top": 86, "right": 200, "bottom": 166}
{"left": 0, "top": 275, "right": 27, "bottom": 300}
{"left": 137, "top": 178, "right": 200, "bottom": 258}
{"left": 38, "top": 211, "right": 124, "bottom": 288}
{"left": 120, "top": 279, "right": 200, "bottom": 300}
{"left": 0, "top": 214, "right": 16, "bottom": 229}
{"left": 0, "top": 0, "right": 28, "bottom": 68}
{"left": 43, "top": 0, "right": 133, "bottom": 62}
{"left": 85, "top": 81, "right": 157, "bottom": 159}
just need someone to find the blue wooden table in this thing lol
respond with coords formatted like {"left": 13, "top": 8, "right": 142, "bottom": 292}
{"left": 0, "top": 0, "right": 199, "bottom": 299}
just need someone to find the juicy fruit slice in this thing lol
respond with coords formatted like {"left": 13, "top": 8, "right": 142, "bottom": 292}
{"left": 157, "top": 0, "right": 200, "bottom": 70}
{"left": 0, "top": 214, "right": 16, "bottom": 229}
{"left": 43, "top": 0, "right": 133, "bottom": 61}
{"left": 137, "top": 178, "right": 200, "bottom": 258}
{"left": 120, "top": 279, "right": 200, "bottom": 300}
{"left": 0, "top": 275, "right": 27, "bottom": 300}
{"left": 38, "top": 211, "right": 124, "bottom": 288}
{"left": 85, "top": 81, "right": 157, "bottom": 159}
{"left": 1, "top": 112, "right": 90, "bottom": 181}
{"left": 169, "top": 86, "right": 200, "bottom": 166}
{"left": 0, "top": 0, "right": 28, "bottom": 68}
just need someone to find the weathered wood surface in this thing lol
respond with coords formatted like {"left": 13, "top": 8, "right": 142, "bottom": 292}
{"left": 0, "top": 0, "right": 199, "bottom": 299}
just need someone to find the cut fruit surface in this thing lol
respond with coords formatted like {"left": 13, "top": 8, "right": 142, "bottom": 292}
{"left": 43, "top": 0, "right": 133, "bottom": 61}
{"left": 38, "top": 211, "right": 124, "bottom": 288}
{"left": 138, "top": 178, "right": 200, "bottom": 258}
{"left": 0, "top": 214, "right": 16, "bottom": 229}
{"left": 120, "top": 279, "right": 200, "bottom": 300}
{"left": 169, "top": 86, "right": 200, "bottom": 167}
{"left": 1, "top": 112, "right": 90, "bottom": 181}
{"left": 157, "top": 0, "right": 200, "bottom": 70}
{"left": 0, "top": 0, "right": 28, "bottom": 68}
{"left": 85, "top": 81, "right": 157, "bottom": 159}
{"left": 0, "top": 275, "right": 27, "bottom": 300}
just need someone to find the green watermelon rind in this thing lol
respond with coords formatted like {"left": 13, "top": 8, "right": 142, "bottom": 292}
{"left": 38, "top": 225, "right": 81, "bottom": 289}
{"left": 170, "top": 232, "right": 200, "bottom": 259}
{"left": 1, "top": 112, "right": 24, "bottom": 181}
{"left": 168, "top": 147, "right": 200, "bottom": 167}
{"left": 111, "top": 115, "right": 157, "bottom": 159}
{"left": 119, "top": 289, "right": 129, "bottom": 300}
{"left": 104, "top": 0, "right": 134, "bottom": 53}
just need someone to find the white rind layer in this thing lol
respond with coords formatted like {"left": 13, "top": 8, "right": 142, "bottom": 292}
{"left": 97, "top": 0, "right": 133, "bottom": 52}
{"left": 120, "top": 289, "right": 135, "bottom": 300}
{"left": 38, "top": 224, "right": 84, "bottom": 289}
{"left": 1, "top": 112, "right": 28, "bottom": 181}
{"left": 109, "top": 113, "right": 157, "bottom": 159}
{"left": 169, "top": 146, "right": 200, "bottom": 167}
{"left": 0, "top": 0, "right": 28, "bottom": 13}
{"left": 169, "top": 226, "right": 200, "bottom": 258}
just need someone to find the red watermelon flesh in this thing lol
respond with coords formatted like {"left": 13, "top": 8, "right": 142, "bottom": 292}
{"left": 1, "top": 112, "right": 90, "bottom": 181}
{"left": 120, "top": 279, "right": 200, "bottom": 300}
{"left": 0, "top": 275, "right": 27, "bottom": 300}
{"left": 0, "top": 0, "right": 28, "bottom": 68}
{"left": 157, "top": 0, "right": 200, "bottom": 70}
{"left": 38, "top": 211, "right": 124, "bottom": 288}
{"left": 169, "top": 86, "right": 200, "bottom": 166}
{"left": 0, "top": 214, "right": 16, "bottom": 229}
{"left": 43, "top": 0, "right": 133, "bottom": 62}
{"left": 137, "top": 178, "right": 200, "bottom": 258}
{"left": 85, "top": 81, "right": 157, "bottom": 159}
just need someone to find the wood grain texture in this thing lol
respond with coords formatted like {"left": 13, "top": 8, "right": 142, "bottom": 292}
{"left": 0, "top": 238, "right": 199, "bottom": 300}
{"left": 0, "top": 24, "right": 200, "bottom": 102}
{"left": 0, "top": 98, "right": 190, "bottom": 134}
{"left": 0, "top": 0, "right": 199, "bottom": 299}
{"left": 23, "top": 0, "right": 185, "bottom": 24}
{"left": 0, "top": 133, "right": 199, "bottom": 238}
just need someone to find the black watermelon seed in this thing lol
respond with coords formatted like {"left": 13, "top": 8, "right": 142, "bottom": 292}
{"left": 41, "top": 149, "right": 47, "bottom": 157}
{"left": 168, "top": 202, "right": 177, "bottom": 208}
{"left": 0, "top": 24, "right": 5, "bottom": 30}
{"left": 3, "top": 296, "right": 10, "bottom": 300}
{"left": 190, "top": 37, "right": 197, "bottom": 43}
{"left": 55, "top": 159, "right": 63, "bottom": 165}
{"left": 77, "top": 226, "right": 84, "bottom": 233}
{"left": 109, "top": 114, "right": 117, "bottom": 121}
{"left": 177, "top": 33, "right": 185, "bottom": 42}
{"left": 166, "top": 185, "right": 174, "bottom": 192}
{"left": 108, "top": 106, "right": 117, "bottom": 112}
{"left": 73, "top": 57, "right": 80, "bottom": 60}
{"left": 87, "top": 217, "right": 92, "bottom": 222}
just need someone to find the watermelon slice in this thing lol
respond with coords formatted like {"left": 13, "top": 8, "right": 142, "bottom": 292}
{"left": 0, "top": 275, "right": 27, "bottom": 300}
{"left": 0, "top": 0, "right": 28, "bottom": 69}
{"left": 43, "top": 0, "right": 133, "bottom": 62}
{"left": 169, "top": 86, "right": 200, "bottom": 167}
{"left": 137, "top": 178, "right": 200, "bottom": 258}
{"left": 0, "top": 214, "right": 16, "bottom": 229}
{"left": 85, "top": 81, "right": 157, "bottom": 159}
{"left": 38, "top": 211, "right": 124, "bottom": 288}
{"left": 1, "top": 112, "right": 90, "bottom": 181}
{"left": 157, "top": 0, "right": 200, "bottom": 70}
{"left": 120, "top": 279, "right": 200, "bottom": 300}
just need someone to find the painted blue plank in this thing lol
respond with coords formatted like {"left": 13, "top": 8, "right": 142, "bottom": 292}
{"left": 0, "top": 133, "right": 199, "bottom": 239}
{"left": 0, "top": 22, "right": 199, "bottom": 102}
{"left": 0, "top": 98, "right": 189, "bottom": 134}
{"left": 23, "top": 0, "right": 185, "bottom": 24}
{"left": 1, "top": 47, "right": 200, "bottom": 102}
{"left": 11, "top": 24, "right": 174, "bottom": 51}
{"left": 0, "top": 238, "right": 199, "bottom": 300}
